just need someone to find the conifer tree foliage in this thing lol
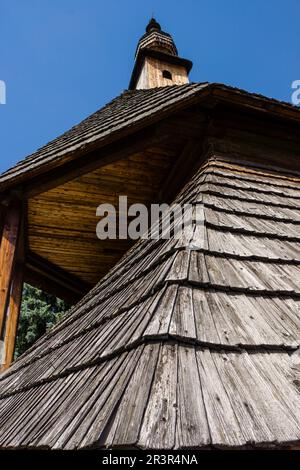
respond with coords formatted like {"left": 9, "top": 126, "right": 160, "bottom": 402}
{"left": 15, "top": 284, "right": 68, "bottom": 358}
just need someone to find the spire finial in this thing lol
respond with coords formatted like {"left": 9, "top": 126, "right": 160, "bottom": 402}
{"left": 146, "top": 18, "right": 161, "bottom": 34}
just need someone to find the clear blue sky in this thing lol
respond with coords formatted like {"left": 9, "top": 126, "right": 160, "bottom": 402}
{"left": 1, "top": 0, "right": 299, "bottom": 174}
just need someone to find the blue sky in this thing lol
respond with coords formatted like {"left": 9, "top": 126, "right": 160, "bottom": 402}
{"left": 0, "top": 0, "right": 299, "bottom": 174}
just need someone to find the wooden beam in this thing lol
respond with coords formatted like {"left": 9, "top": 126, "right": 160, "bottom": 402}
{"left": 159, "top": 138, "right": 206, "bottom": 203}
{"left": 0, "top": 262, "right": 24, "bottom": 371}
{"left": 0, "top": 201, "right": 25, "bottom": 370}
{"left": 25, "top": 251, "right": 91, "bottom": 304}
{"left": 0, "top": 202, "right": 21, "bottom": 336}
{"left": 24, "top": 268, "right": 85, "bottom": 305}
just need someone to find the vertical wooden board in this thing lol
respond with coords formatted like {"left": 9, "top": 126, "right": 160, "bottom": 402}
{"left": 271, "top": 296, "right": 300, "bottom": 340}
{"left": 195, "top": 349, "right": 246, "bottom": 447}
{"left": 175, "top": 345, "right": 210, "bottom": 448}
{"left": 211, "top": 290, "right": 280, "bottom": 347}
{"left": 203, "top": 291, "right": 241, "bottom": 346}
{"left": 231, "top": 352, "right": 300, "bottom": 442}
{"left": 245, "top": 295, "right": 296, "bottom": 346}
{"left": 243, "top": 260, "right": 289, "bottom": 293}
{"left": 106, "top": 343, "right": 160, "bottom": 446}
{"left": 228, "top": 293, "right": 273, "bottom": 345}
{"left": 175, "top": 222, "right": 194, "bottom": 249}
{"left": 208, "top": 256, "right": 265, "bottom": 291}
{"left": 192, "top": 289, "right": 221, "bottom": 344}
{"left": 211, "top": 351, "right": 274, "bottom": 443}
{"left": 1, "top": 263, "right": 23, "bottom": 371}
{"left": 169, "top": 286, "right": 196, "bottom": 339}
{"left": 188, "top": 204, "right": 208, "bottom": 250}
{"left": 63, "top": 347, "right": 142, "bottom": 449}
{"left": 143, "top": 285, "right": 178, "bottom": 337}
{"left": 188, "top": 252, "right": 210, "bottom": 285}
{"left": 138, "top": 342, "right": 178, "bottom": 449}
{"left": 166, "top": 250, "right": 190, "bottom": 282}
{"left": 248, "top": 353, "right": 300, "bottom": 437}
{"left": 0, "top": 203, "right": 21, "bottom": 335}
{"left": 203, "top": 255, "right": 234, "bottom": 288}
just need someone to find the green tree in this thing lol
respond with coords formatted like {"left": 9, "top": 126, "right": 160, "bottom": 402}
{"left": 15, "top": 284, "right": 68, "bottom": 358}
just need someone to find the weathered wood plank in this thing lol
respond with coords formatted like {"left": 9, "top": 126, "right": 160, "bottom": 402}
{"left": 0, "top": 202, "right": 21, "bottom": 336}
{"left": 66, "top": 348, "right": 142, "bottom": 449}
{"left": 169, "top": 286, "right": 196, "bottom": 339}
{"left": 106, "top": 343, "right": 160, "bottom": 446}
{"left": 144, "top": 285, "right": 178, "bottom": 336}
{"left": 196, "top": 348, "right": 246, "bottom": 447}
{"left": 138, "top": 342, "right": 178, "bottom": 449}
{"left": 1, "top": 263, "right": 24, "bottom": 371}
{"left": 175, "top": 345, "right": 210, "bottom": 448}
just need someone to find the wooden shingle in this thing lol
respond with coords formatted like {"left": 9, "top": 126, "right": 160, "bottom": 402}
{"left": 0, "top": 157, "right": 300, "bottom": 449}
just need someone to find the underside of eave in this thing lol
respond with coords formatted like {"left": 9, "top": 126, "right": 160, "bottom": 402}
{"left": 1, "top": 83, "right": 300, "bottom": 197}
{"left": 0, "top": 84, "right": 209, "bottom": 195}
{"left": 1, "top": 106, "right": 209, "bottom": 298}
{"left": 2, "top": 89, "right": 300, "bottom": 294}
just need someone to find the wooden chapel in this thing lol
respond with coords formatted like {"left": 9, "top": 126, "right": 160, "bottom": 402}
{"left": 0, "top": 19, "right": 300, "bottom": 449}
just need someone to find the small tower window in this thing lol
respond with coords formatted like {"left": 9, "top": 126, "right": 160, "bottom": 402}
{"left": 162, "top": 70, "right": 172, "bottom": 80}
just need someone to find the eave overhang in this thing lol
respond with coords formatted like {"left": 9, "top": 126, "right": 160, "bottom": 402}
{"left": 1, "top": 83, "right": 300, "bottom": 197}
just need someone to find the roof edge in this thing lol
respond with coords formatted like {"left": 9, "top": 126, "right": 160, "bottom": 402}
{"left": 1, "top": 82, "right": 300, "bottom": 194}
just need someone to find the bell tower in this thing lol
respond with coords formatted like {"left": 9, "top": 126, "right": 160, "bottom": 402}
{"left": 129, "top": 18, "right": 193, "bottom": 90}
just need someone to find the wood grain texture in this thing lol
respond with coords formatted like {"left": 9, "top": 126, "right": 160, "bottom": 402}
{"left": 136, "top": 56, "right": 189, "bottom": 89}
{"left": 27, "top": 147, "right": 181, "bottom": 285}
{"left": 0, "top": 263, "right": 24, "bottom": 371}
{"left": 139, "top": 342, "right": 178, "bottom": 449}
{"left": 0, "top": 203, "right": 21, "bottom": 336}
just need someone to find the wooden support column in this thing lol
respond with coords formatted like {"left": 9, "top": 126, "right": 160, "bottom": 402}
{"left": 0, "top": 202, "right": 21, "bottom": 335}
{"left": 0, "top": 201, "right": 22, "bottom": 371}
{"left": 1, "top": 262, "right": 24, "bottom": 371}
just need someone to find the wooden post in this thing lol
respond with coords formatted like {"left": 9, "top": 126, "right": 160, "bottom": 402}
{"left": 1, "top": 263, "right": 24, "bottom": 370}
{"left": 0, "top": 202, "right": 21, "bottom": 341}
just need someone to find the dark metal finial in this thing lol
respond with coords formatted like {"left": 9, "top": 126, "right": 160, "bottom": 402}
{"left": 146, "top": 18, "right": 161, "bottom": 34}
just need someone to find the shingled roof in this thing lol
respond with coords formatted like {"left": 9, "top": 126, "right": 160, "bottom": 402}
{"left": 1, "top": 82, "right": 300, "bottom": 192}
{"left": 0, "top": 156, "right": 299, "bottom": 449}
{"left": 0, "top": 83, "right": 206, "bottom": 190}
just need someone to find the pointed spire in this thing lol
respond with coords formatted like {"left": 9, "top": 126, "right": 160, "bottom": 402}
{"left": 145, "top": 17, "right": 161, "bottom": 34}
{"left": 135, "top": 18, "right": 178, "bottom": 58}
{"left": 129, "top": 19, "right": 192, "bottom": 90}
